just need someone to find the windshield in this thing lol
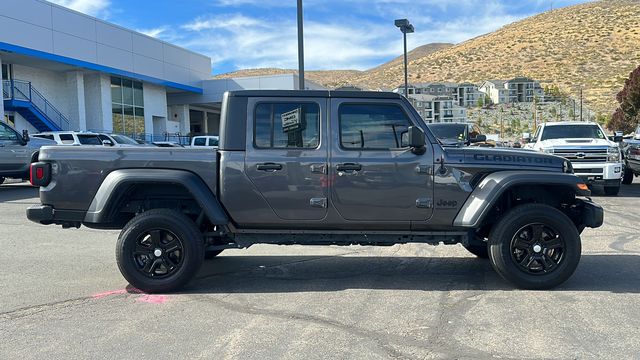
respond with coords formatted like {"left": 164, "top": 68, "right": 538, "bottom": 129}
{"left": 428, "top": 124, "right": 467, "bottom": 143}
{"left": 541, "top": 125, "right": 605, "bottom": 141}
{"left": 111, "top": 135, "right": 139, "bottom": 145}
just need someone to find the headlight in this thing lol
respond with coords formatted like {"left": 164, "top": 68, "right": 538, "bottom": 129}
{"left": 607, "top": 147, "right": 621, "bottom": 162}
{"left": 541, "top": 148, "right": 554, "bottom": 154}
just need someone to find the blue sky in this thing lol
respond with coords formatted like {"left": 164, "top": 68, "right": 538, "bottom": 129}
{"left": 50, "top": 0, "right": 591, "bottom": 75}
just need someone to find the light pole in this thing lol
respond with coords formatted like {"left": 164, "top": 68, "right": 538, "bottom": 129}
{"left": 395, "top": 19, "right": 414, "bottom": 97}
{"left": 297, "top": 0, "right": 305, "bottom": 90}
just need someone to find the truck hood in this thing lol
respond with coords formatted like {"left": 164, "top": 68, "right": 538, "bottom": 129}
{"left": 443, "top": 146, "right": 565, "bottom": 171}
{"left": 538, "top": 138, "right": 614, "bottom": 148}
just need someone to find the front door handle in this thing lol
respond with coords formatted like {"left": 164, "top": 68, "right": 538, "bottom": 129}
{"left": 256, "top": 162, "right": 283, "bottom": 171}
{"left": 336, "top": 163, "right": 362, "bottom": 172}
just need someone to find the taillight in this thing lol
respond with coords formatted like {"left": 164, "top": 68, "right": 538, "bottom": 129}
{"left": 30, "top": 162, "right": 51, "bottom": 187}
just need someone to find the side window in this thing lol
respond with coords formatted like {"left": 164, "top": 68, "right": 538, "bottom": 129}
{"left": 339, "top": 104, "right": 411, "bottom": 150}
{"left": 254, "top": 102, "right": 320, "bottom": 149}
{"left": 193, "top": 138, "right": 206, "bottom": 146}
{"left": 0, "top": 122, "right": 19, "bottom": 141}
{"left": 78, "top": 135, "right": 102, "bottom": 145}
{"left": 208, "top": 138, "right": 219, "bottom": 146}
{"left": 59, "top": 134, "right": 75, "bottom": 144}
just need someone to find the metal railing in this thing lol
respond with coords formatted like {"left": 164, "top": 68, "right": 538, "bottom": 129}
{"left": 2, "top": 79, "right": 70, "bottom": 131}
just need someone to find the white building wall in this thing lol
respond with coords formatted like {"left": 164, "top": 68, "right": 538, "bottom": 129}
{"left": 65, "top": 71, "right": 86, "bottom": 130}
{"left": 167, "top": 105, "right": 190, "bottom": 135}
{"left": 11, "top": 64, "right": 69, "bottom": 114}
{"left": 12, "top": 112, "right": 39, "bottom": 134}
{"left": 0, "top": 0, "right": 211, "bottom": 88}
{"left": 142, "top": 83, "right": 168, "bottom": 136}
{"left": 0, "top": 54, "right": 5, "bottom": 121}
{"left": 83, "top": 73, "right": 112, "bottom": 132}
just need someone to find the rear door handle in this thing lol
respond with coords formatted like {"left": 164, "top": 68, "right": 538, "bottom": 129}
{"left": 336, "top": 163, "right": 362, "bottom": 171}
{"left": 256, "top": 162, "right": 283, "bottom": 171}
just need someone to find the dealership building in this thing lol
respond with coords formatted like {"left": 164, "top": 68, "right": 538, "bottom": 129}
{"left": 1, "top": 0, "right": 324, "bottom": 141}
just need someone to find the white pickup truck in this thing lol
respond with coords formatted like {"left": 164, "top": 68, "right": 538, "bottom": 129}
{"left": 525, "top": 122, "right": 623, "bottom": 195}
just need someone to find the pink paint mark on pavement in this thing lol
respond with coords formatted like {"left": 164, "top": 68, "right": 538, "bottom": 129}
{"left": 92, "top": 289, "right": 128, "bottom": 299}
{"left": 135, "top": 294, "right": 169, "bottom": 304}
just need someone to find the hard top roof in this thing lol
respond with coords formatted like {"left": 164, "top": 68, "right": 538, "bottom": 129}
{"left": 226, "top": 90, "right": 404, "bottom": 99}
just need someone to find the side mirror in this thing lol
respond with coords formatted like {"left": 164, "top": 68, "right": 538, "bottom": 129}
{"left": 407, "top": 126, "right": 426, "bottom": 154}
{"left": 613, "top": 131, "right": 623, "bottom": 143}
{"left": 470, "top": 134, "right": 487, "bottom": 143}
{"left": 102, "top": 140, "right": 114, "bottom": 146}
{"left": 22, "top": 129, "right": 30, "bottom": 143}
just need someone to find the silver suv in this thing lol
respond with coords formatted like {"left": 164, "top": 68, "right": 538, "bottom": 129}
{"left": 0, "top": 122, "right": 56, "bottom": 184}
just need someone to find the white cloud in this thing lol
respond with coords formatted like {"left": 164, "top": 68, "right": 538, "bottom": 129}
{"left": 144, "top": 0, "right": 550, "bottom": 73}
{"left": 48, "top": 0, "right": 111, "bottom": 17}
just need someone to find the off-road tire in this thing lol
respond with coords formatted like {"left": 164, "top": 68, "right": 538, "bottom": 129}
{"left": 488, "top": 204, "right": 581, "bottom": 290}
{"left": 622, "top": 169, "right": 634, "bottom": 185}
{"left": 463, "top": 244, "right": 489, "bottom": 259}
{"left": 116, "top": 209, "right": 204, "bottom": 293}
{"left": 604, "top": 185, "right": 620, "bottom": 196}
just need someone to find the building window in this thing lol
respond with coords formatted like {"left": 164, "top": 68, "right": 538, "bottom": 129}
{"left": 2, "top": 64, "right": 12, "bottom": 81}
{"left": 254, "top": 102, "right": 320, "bottom": 149}
{"left": 111, "top": 77, "right": 144, "bottom": 135}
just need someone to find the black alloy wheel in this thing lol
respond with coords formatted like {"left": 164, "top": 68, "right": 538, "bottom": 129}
{"left": 133, "top": 229, "right": 184, "bottom": 278}
{"left": 510, "top": 223, "right": 565, "bottom": 275}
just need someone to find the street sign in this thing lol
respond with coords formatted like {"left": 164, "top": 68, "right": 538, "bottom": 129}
{"left": 281, "top": 108, "right": 302, "bottom": 132}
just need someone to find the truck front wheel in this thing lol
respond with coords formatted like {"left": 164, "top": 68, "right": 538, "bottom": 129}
{"left": 116, "top": 209, "right": 204, "bottom": 293}
{"left": 488, "top": 204, "right": 581, "bottom": 290}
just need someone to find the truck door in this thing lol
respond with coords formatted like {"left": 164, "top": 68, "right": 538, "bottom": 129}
{"left": 329, "top": 99, "right": 434, "bottom": 226}
{"left": 244, "top": 97, "right": 328, "bottom": 221}
{"left": 0, "top": 122, "right": 29, "bottom": 174}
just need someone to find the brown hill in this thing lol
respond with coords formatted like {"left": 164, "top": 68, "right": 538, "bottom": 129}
{"left": 346, "top": 0, "right": 640, "bottom": 114}
{"left": 216, "top": 0, "right": 640, "bottom": 114}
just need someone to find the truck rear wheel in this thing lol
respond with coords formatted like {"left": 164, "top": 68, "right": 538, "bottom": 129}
{"left": 116, "top": 209, "right": 204, "bottom": 293}
{"left": 622, "top": 169, "right": 634, "bottom": 185}
{"left": 488, "top": 204, "right": 581, "bottom": 290}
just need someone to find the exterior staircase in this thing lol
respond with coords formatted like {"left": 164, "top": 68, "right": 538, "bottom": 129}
{"left": 2, "top": 80, "right": 70, "bottom": 132}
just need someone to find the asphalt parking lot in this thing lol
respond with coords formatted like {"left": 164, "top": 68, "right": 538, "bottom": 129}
{"left": 1, "top": 180, "right": 640, "bottom": 359}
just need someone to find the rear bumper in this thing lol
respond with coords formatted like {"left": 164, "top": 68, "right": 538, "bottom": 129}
{"left": 26, "top": 205, "right": 84, "bottom": 227}
{"left": 577, "top": 199, "right": 604, "bottom": 228}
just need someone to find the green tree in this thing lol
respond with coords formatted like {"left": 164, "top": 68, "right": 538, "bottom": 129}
{"left": 608, "top": 65, "right": 640, "bottom": 133}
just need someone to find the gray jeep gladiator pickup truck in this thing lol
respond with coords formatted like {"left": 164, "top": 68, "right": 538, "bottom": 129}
{"left": 27, "top": 90, "right": 603, "bottom": 292}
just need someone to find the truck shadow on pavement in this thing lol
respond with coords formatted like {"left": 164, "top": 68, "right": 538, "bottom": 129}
{"left": 0, "top": 183, "right": 39, "bottom": 202}
{"left": 188, "top": 254, "right": 640, "bottom": 294}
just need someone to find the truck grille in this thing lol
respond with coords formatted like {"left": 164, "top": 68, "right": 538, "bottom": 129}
{"left": 574, "top": 168, "right": 603, "bottom": 174}
{"left": 553, "top": 148, "right": 608, "bottom": 163}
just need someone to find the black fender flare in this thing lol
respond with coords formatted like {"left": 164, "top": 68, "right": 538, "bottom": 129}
{"left": 453, "top": 171, "right": 589, "bottom": 228}
{"left": 83, "top": 169, "right": 229, "bottom": 225}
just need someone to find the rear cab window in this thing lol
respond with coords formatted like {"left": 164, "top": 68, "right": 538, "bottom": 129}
{"left": 77, "top": 135, "right": 102, "bottom": 145}
{"left": 59, "top": 134, "right": 75, "bottom": 144}
{"left": 254, "top": 102, "right": 320, "bottom": 149}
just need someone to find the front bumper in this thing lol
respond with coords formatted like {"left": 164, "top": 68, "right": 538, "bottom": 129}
{"left": 577, "top": 199, "right": 604, "bottom": 228}
{"left": 573, "top": 162, "right": 622, "bottom": 185}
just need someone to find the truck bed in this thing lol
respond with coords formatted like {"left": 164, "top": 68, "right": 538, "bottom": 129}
{"left": 37, "top": 146, "right": 217, "bottom": 211}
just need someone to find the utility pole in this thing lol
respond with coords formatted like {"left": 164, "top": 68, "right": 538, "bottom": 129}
{"left": 580, "top": 87, "right": 583, "bottom": 121}
{"left": 297, "top": 0, "right": 305, "bottom": 91}
{"left": 533, "top": 96, "right": 537, "bottom": 131}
